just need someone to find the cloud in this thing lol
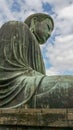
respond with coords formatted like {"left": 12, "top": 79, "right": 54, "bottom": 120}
{"left": 58, "top": 4, "right": 73, "bottom": 19}
{"left": 46, "top": 67, "right": 60, "bottom": 76}
{"left": 46, "top": 34, "right": 73, "bottom": 70}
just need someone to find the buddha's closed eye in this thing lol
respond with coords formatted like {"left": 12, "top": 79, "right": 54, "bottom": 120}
{"left": 47, "top": 24, "right": 50, "bottom": 30}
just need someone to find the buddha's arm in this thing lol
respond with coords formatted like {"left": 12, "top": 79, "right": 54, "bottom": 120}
{"left": 33, "top": 75, "right": 73, "bottom": 108}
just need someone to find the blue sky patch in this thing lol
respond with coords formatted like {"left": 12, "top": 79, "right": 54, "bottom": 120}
{"left": 43, "top": 3, "right": 54, "bottom": 15}
{"left": 11, "top": 2, "right": 21, "bottom": 12}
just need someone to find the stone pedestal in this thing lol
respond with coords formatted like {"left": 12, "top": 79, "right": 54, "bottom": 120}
{"left": 0, "top": 108, "right": 73, "bottom": 130}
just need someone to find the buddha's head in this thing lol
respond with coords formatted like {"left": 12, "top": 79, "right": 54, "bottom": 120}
{"left": 24, "top": 13, "right": 54, "bottom": 44}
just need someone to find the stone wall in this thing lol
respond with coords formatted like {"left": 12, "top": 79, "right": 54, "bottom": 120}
{"left": 0, "top": 108, "right": 73, "bottom": 130}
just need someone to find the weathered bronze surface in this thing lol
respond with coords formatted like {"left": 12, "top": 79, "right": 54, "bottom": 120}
{"left": 0, "top": 13, "right": 73, "bottom": 109}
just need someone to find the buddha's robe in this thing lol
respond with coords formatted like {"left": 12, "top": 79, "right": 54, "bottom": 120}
{"left": 0, "top": 21, "right": 45, "bottom": 108}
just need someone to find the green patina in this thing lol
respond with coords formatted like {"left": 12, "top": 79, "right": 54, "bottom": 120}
{"left": 0, "top": 13, "right": 73, "bottom": 109}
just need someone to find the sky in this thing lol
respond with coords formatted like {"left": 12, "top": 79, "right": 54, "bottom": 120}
{"left": 0, "top": 0, "right": 73, "bottom": 76}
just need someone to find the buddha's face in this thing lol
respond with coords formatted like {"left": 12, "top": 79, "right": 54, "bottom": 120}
{"left": 30, "top": 17, "right": 53, "bottom": 44}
